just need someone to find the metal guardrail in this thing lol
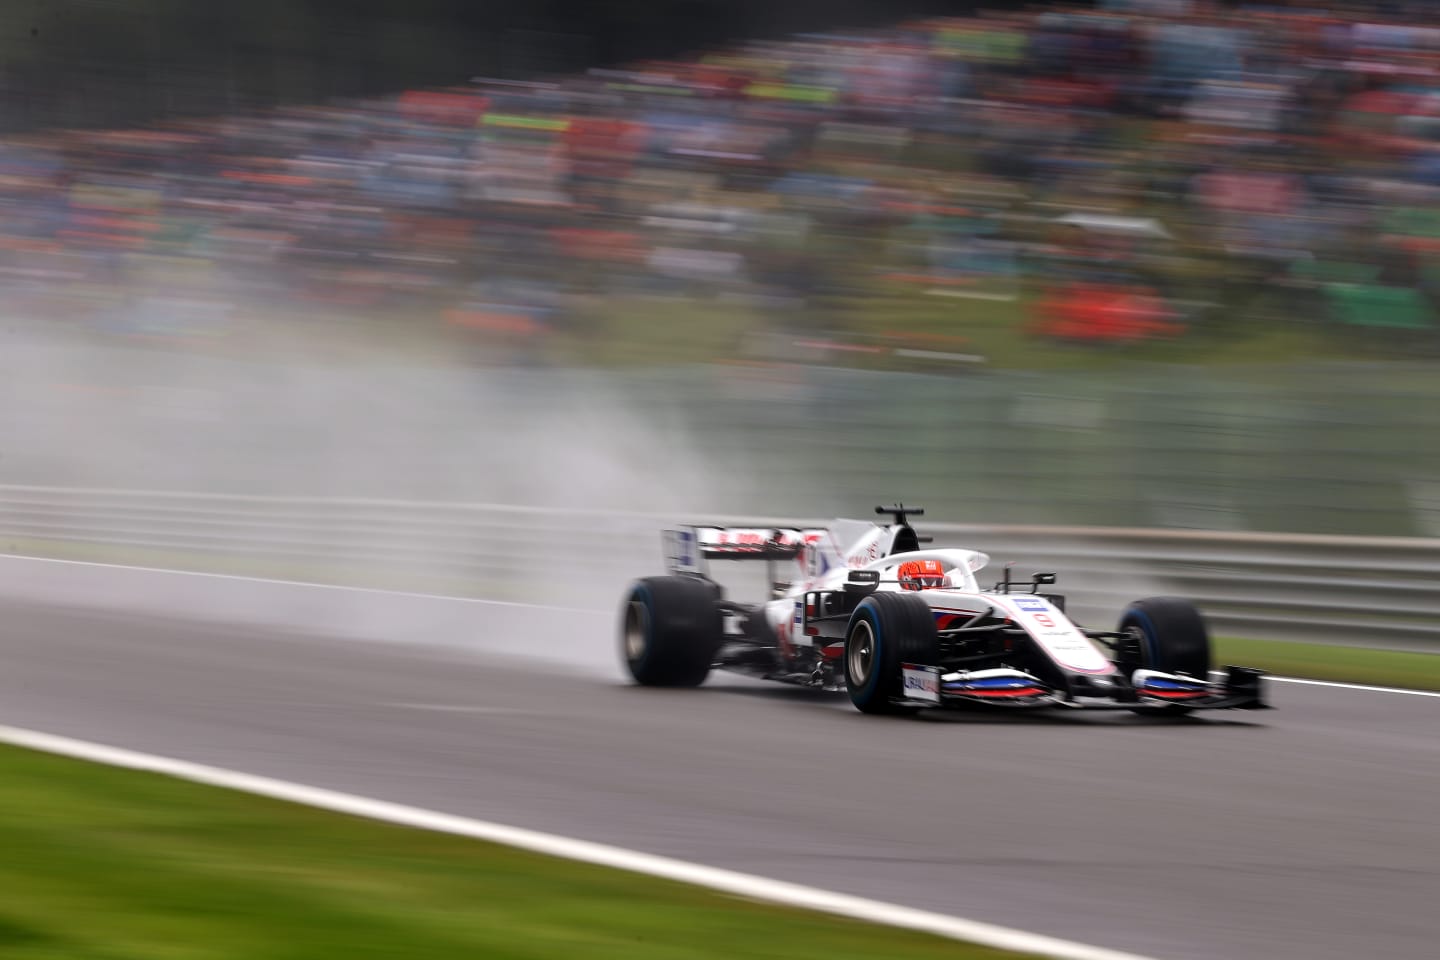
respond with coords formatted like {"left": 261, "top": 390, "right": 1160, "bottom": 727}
{"left": 937, "top": 525, "right": 1440, "bottom": 652}
{"left": 0, "top": 485, "right": 1435, "bottom": 650}
{"left": 4, "top": 332, "right": 1440, "bottom": 538}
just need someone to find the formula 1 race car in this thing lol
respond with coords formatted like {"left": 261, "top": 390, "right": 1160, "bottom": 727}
{"left": 620, "top": 505, "right": 1268, "bottom": 715}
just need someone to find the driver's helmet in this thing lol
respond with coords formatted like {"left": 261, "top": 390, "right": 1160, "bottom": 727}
{"left": 897, "top": 559, "right": 949, "bottom": 591}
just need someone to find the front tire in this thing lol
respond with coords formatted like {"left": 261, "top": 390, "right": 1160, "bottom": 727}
{"left": 844, "top": 592, "right": 939, "bottom": 714}
{"left": 621, "top": 576, "right": 723, "bottom": 687}
{"left": 1117, "top": 597, "right": 1212, "bottom": 715}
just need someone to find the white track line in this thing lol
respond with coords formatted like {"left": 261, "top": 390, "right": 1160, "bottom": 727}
{"left": 383, "top": 703, "right": 534, "bottom": 714}
{"left": 0, "top": 723, "right": 1159, "bottom": 960}
{"left": 1269, "top": 677, "right": 1440, "bottom": 699}
{"left": 0, "top": 552, "right": 604, "bottom": 614}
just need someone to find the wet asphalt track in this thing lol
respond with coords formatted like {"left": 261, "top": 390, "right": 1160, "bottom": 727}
{"left": 1, "top": 598, "right": 1437, "bottom": 960}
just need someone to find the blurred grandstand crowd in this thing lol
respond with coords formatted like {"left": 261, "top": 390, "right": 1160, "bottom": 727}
{"left": 2, "top": 0, "right": 1439, "bottom": 359}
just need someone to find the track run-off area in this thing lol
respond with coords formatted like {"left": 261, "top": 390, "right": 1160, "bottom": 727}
{"left": 0, "top": 556, "right": 1436, "bottom": 960}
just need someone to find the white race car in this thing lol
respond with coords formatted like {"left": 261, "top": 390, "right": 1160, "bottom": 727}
{"left": 620, "top": 505, "right": 1268, "bottom": 715}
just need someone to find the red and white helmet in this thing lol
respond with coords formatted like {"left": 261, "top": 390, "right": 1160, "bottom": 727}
{"left": 897, "top": 559, "right": 949, "bottom": 591}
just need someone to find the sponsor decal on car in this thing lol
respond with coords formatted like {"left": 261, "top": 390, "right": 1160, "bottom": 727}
{"left": 1002, "top": 597, "right": 1112, "bottom": 674}
{"left": 901, "top": 662, "right": 940, "bottom": 703}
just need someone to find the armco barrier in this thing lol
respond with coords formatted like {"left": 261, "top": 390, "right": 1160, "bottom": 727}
{"left": 0, "top": 484, "right": 1435, "bottom": 651}
{"left": 4, "top": 343, "right": 1440, "bottom": 538}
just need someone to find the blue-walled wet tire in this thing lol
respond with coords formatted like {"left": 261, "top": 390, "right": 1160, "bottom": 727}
{"left": 622, "top": 576, "right": 723, "bottom": 687}
{"left": 1117, "top": 597, "right": 1211, "bottom": 678}
{"left": 844, "top": 592, "right": 938, "bottom": 714}
{"left": 1118, "top": 597, "right": 1212, "bottom": 715}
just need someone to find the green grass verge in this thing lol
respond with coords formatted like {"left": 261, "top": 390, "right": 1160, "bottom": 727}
{"left": 1215, "top": 636, "right": 1440, "bottom": 692}
{"left": 536, "top": 288, "right": 1376, "bottom": 372}
{"left": 574, "top": 297, "right": 766, "bottom": 367}
{"left": 0, "top": 744, "right": 1033, "bottom": 960}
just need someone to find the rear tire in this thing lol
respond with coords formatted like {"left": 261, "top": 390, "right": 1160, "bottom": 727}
{"left": 621, "top": 576, "right": 723, "bottom": 687}
{"left": 844, "top": 592, "right": 938, "bottom": 714}
{"left": 1117, "top": 597, "right": 1211, "bottom": 715}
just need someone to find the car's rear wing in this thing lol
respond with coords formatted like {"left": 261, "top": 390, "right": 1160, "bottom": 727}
{"left": 664, "top": 526, "right": 827, "bottom": 577}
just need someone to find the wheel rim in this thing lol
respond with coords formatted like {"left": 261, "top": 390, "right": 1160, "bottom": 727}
{"left": 848, "top": 619, "right": 876, "bottom": 686}
{"left": 624, "top": 601, "right": 648, "bottom": 661}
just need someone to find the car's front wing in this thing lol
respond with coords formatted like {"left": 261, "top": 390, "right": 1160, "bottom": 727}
{"left": 902, "top": 664, "right": 1270, "bottom": 711}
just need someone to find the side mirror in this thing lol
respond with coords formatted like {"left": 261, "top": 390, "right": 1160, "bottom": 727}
{"left": 844, "top": 569, "right": 880, "bottom": 596}
{"left": 1033, "top": 573, "right": 1056, "bottom": 585}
